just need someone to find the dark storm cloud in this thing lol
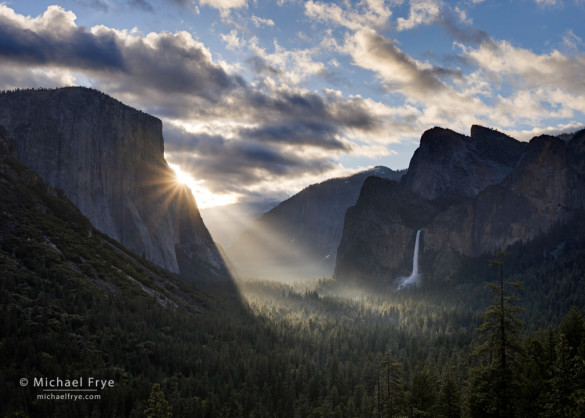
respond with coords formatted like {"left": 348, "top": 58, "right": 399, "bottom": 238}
{"left": 0, "top": 6, "right": 243, "bottom": 101}
{"left": 116, "top": 33, "right": 245, "bottom": 100}
{"left": 244, "top": 88, "right": 378, "bottom": 131}
{"left": 164, "top": 125, "right": 335, "bottom": 194}
{"left": 240, "top": 120, "right": 348, "bottom": 150}
{"left": 246, "top": 55, "right": 282, "bottom": 77}
{"left": 0, "top": 14, "right": 125, "bottom": 70}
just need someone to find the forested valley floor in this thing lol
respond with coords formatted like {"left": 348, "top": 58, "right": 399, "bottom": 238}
{"left": 2, "top": 149, "right": 584, "bottom": 417}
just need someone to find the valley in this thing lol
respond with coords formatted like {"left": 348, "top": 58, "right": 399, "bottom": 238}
{"left": 0, "top": 87, "right": 584, "bottom": 417}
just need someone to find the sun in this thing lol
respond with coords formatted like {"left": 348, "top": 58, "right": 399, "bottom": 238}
{"left": 168, "top": 163, "right": 238, "bottom": 209}
{"left": 172, "top": 164, "right": 192, "bottom": 186}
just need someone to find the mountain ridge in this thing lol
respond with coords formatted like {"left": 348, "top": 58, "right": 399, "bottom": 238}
{"left": 228, "top": 166, "right": 405, "bottom": 280}
{"left": 400, "top": 125, "right": 527, "bottom": 200}
{"left": 335, "top": 125, "right": 585, "bottom": 286}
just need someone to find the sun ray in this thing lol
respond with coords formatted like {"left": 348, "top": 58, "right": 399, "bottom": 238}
{"left": 168, "top": 163, "right": 238, "bottom": 209}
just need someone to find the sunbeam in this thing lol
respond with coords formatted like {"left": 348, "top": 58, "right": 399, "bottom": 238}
{"left": 168, "top": 162, "right": 238, "bottom": 209}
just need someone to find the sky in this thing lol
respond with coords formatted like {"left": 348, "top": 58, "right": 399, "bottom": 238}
{"left": 1, "top": 0, "right": 584, "bottom": 211}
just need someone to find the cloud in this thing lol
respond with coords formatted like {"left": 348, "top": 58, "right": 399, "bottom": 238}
{"left": 304, "top": 0, "right": 392, "bottom": 31}
{"left": 246, "top": 55, "right": 282, "bottom": 77}
{"left": 105, "top": 29, "right": 244, "bottom": 101}
{"left": 304, "top": 0, "right": 584, "bottom": 137}
{"left": 163, "top": 124, "right": 337, "bottom": 196}
{"left": 460, "top": 39, "right": 585, "bottom": 93}
{"left": 454, "top": 6, "right": 472, "bottom": 25}
{"left": 343, "top": 29, "right": 453, "bottom": 98}
{"left": 396, "top": 0, "right": 443, "bottom": 31}
{"left": 200, "top": 0, "right": 247, "bottom": 9}
{"left": 0, "top": 4, "right": 379, "bottom": 200}
{"left": 0, "top": 5, "right": 125, "bottom": 70}
{"left": 247, "top": 37, "right": 331, "bottom": 85}
{"left": 0, "top": 5, "right": 409, "bottom": 192}
{"left": 240, "top": 121, "right": 349, "bottom": 150}
{"left": 0, "top": 62, "right": 77, "bottom": 90}
{"left": 199, "top": 0, "right": 247, "bottom": 16}
{"left": 251, "top": 15, "right": 275, "bottom": 28}
{"left": 438, "top": 13, "right": 490, "bottom": 45}
{"left": 563, "top": 29, "right": 584, "bottom": 51}
{"left": 221, "top": 29, "right": 244, "bottom": 50}
{"left": 534, "top": 0, "right": 562, "bottom": 6}
{"left": 0, "top": 4, "right": 243, "bottom": 102}
{"left": 507, "top": 121, "right": 585, "bottom": 142}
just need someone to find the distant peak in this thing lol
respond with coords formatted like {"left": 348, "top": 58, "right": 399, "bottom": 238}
{"left": 421, "top": 126, "right": 466, "bottom": 140}
{"left": 470, "top": 124, "right": 518, "bottom": 142}
{"left": 369, "top": 165, "right": 391, "bottom": 172}
{"left": 418, "top": 127, "right": 469, "bottom": 152}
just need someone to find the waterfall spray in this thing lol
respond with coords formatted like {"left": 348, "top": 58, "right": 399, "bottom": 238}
{"left": 397, "top": 229, "right": 421, "bottom": 290}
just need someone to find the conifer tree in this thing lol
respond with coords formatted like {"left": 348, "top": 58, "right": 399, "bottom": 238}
{"left": 438, "top": 366, "right": 461, "bottom": 418}
{"left": 144, "top": 383, "right": 173, "bottom": 418}
{"left": 376, "top": 350, "right": 405, "bottom": 417}
{"left": 467, "top": 252, "right": 524, "bottom": 417}
{"left": 409, "top": 362, "right": 437, "bottom": 417}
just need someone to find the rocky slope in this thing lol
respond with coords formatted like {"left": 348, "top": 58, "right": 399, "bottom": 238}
{"left": 0, "top": 87, "right": 227, "bottom": 280}
{"left": 229, "top": 167, "right": 404, "bottom": 280}
{"left": 335, "top": 126, "right": 585, "bottom": 286}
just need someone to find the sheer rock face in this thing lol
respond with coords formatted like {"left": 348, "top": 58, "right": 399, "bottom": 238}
{"left": 0, "top": 126, "right": 17, "bottom": 159}
{"left": 334, "top": 177, "right": 438, "bottom": 283}
{"left": 335, "top": 126, "right": 585, "bottom": 285}
{"left": 0, "top": 87, "right": 227, "bottom": 279}
{"left": 401, "top": 125, "right": 527, "bottom": 200}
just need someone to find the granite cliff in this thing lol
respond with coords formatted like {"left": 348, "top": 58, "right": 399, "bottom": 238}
{"left": 229, "top": 167, "right": 404, "bottom": 280}
{"left": 334, "top": 177, "right": 437, "bottom": 284}
{"left": 0, "top": 87, "right": 227, "bottom": 280}
{"left": 401, "top": 125, "right": 526, "bottom": 200}
{"left": 335, "top": 126, "right": 585, "bottom": 285}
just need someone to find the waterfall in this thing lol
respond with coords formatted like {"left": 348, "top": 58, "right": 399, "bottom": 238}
{"left": 397, "top": 229, "right": 421, "bottom": 290}
{"left": 411, "top": 229, "right": 421, "bottom": 277}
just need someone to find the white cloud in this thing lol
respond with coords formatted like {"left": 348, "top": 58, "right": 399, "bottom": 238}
{"left": 304, "top": 0, "right": 392, "bottom": 31}
{"left": 460, "top": 40, "right": 585, "bottom": 93}
{"left": 563, "top": 29, "right": 584, "bottom": 50}
{"left": 0, "top": 63, "right": 78, "bottom": 90}
{"left": 248, "top": 37, "right": 329, "bottom": 85}
{"left": 507, "top": 121, "right": 585, "bottom": 142}
{"left": 396, "top": 0, "right": 442, "bottom": 31}
{"left": 199, "top": 0, "right": 247, "bottom": 10}
{"left": 221, "top": 29, "right": 244, "bottom": 50}
{"left": 0, "top": 4, "right": 77, "bottom": 32}
{"left": 534, "top": 0, "right": 562, "bottom": 6}
{"left": 251, "top": 14, "right": 275, "bottom": 28}
{"left": 342, "top": 28, "right": 447, "bottom": 98}
{"left": 455, "top": 6, "right": 472, "bottom": 25}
